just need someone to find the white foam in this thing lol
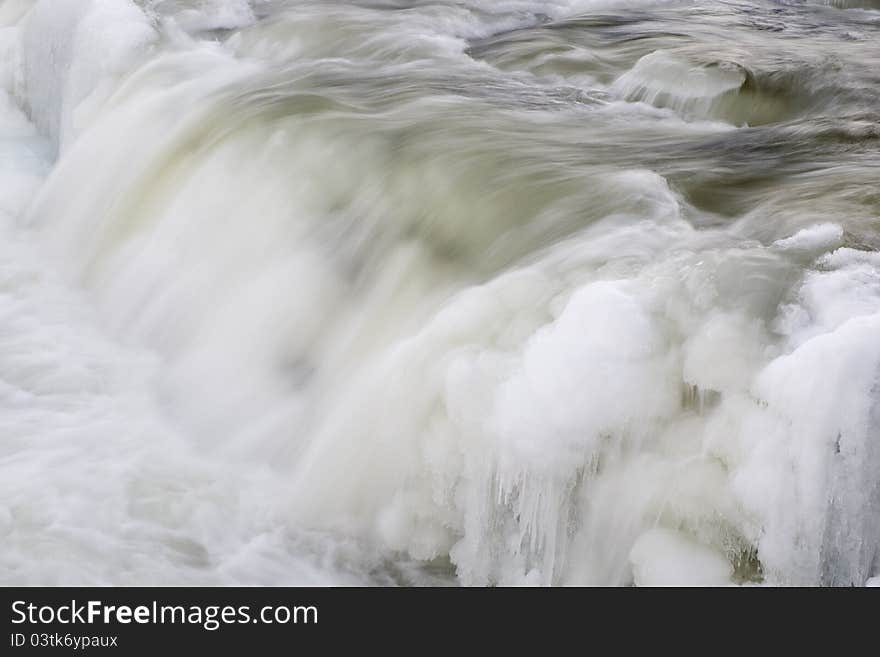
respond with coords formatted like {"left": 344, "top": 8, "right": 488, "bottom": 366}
{"left": 630, "top": 528, "right": 734, "bottom": 586}
{"left": 773, "top": 223, "right": 845, "bottom": 253}
{"left": 150, "top": 0, "right": 257, "bottom": 33}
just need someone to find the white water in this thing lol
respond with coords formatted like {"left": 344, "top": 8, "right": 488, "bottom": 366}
{"left": 1, "top": 0, "right": 879, "bottom": 585}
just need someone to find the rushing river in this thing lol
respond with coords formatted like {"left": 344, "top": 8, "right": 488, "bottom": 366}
{"left": 1, "top": 0, "right": 879, "bottom": 586}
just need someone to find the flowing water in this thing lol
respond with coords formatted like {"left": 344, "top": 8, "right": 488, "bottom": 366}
{"left": 1, "top": 0, "right": 879, "bottom": 586}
